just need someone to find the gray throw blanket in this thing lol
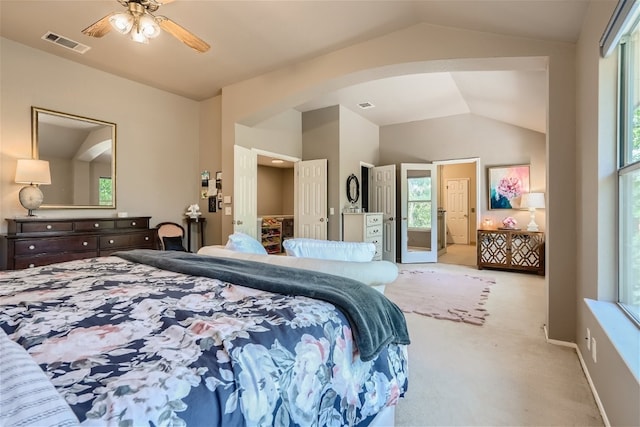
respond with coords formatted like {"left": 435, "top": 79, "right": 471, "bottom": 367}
{"left": 115, "top": 250, "right": 410, "bottom": 361}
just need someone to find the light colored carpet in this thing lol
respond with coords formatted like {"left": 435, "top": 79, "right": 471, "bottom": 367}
{"left": 391, "top": 260, "right": 603, "bottom": 427}
{"left": 385, "top": 269, "right": 494, "bottom": 325}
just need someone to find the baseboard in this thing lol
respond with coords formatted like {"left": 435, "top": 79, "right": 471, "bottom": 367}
{"left": 543, "top": 325, "right": 611, "bottom": 427}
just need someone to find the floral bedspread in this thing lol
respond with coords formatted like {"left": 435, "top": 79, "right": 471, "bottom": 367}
{"left": 0, "top": 256, "right": 408, "bottom": 427}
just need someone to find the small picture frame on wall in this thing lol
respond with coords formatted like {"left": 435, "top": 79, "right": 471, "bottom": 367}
{"left": 488, "top": 164, "right": 530, "bottom": 210}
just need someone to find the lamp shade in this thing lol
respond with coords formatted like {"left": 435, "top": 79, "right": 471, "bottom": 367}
{"left": 15, "top": 159, "right": 51, "bottom": 185}
{"left": 521, "top": 192, "right": 545, "bottom": 209}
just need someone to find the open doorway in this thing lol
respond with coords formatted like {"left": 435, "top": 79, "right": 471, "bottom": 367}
{"left": 257, "top": 154, "right": 295, "bottom": 254}
{"left": 434, "top": 158, "right": 480, "bottom": 267}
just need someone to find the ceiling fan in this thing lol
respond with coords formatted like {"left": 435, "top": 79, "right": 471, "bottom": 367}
{"left": 81, "top": 0, "right": 210, "bottom": 53}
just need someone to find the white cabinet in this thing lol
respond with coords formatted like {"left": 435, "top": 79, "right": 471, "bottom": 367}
{"left": 343, "top": 212, "right": 383, "bottom": 261}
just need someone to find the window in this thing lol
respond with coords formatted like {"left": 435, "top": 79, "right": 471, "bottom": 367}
{"left": 99, "top": 177, "right": 113, "bottom": 206}
{"left": 618, "top": 20, "right": 640, "bottom": 324}
{"left": 407, "top": 176, "right": 431, "bottom": 229}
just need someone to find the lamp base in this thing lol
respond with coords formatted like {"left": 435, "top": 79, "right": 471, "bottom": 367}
{"left": 526, "top": 222, "right": 539, "bottom": 232}
{"left": 18, "top": 185, "right": 44, "bottom": 216}
{"left": 526, "top": 208, "right": 539, "bottom": 231}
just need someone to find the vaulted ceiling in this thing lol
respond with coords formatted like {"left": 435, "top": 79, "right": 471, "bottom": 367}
{"left": 0, "top": 1, "right": 594, "bottom": 132}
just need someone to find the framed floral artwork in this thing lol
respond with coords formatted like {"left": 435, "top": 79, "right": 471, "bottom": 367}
{"left": 488, "top": 164, "right": 530, "bottom": 210}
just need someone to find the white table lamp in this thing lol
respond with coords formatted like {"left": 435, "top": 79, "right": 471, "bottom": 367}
{"left": 521, "top": 192, "right": 545, "bottom": 232}
{"left": 15, "top": 159, "right": 51, "bottom": 216}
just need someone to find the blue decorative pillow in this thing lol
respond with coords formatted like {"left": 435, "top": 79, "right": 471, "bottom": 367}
{"left": 163, "top": 236, "right": 187, "bottom": 251}
{"left": 225, "top": 232, "right": 267, "bottom": 255}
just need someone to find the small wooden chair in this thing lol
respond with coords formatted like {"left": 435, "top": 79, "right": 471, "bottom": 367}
{"left": 156, "top": 222, "right": 187, "bottom": 251}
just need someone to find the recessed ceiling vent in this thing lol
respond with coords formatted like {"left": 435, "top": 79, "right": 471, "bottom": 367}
{"left": 357, "top": 102, "right": 375, "bottom": 110}
{"left": 41, "top": 31, "right": 91, "bottom": 54}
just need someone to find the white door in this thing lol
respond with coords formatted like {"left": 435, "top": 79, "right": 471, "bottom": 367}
{"left": 233, "top": 145, "right": 258, "bottom": 238}
{"left": 446, "top": 178, "right": 469, "bottom": 244}
{"left": 370, "top": 164, "right": 396, "bottom": 262}
{"left": 400, "top": 163, "right": 438, "bottom": 263}
{"left": 295, "top": 159, "right": 327, "bottom": 239}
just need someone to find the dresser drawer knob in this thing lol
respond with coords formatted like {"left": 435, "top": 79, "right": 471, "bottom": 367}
{"left": 83, "top": 241, "right": 88, "bottom": 246}
{"left": 94, "top": 223, "right": 100, "bottom": 228}
{"left": 131, "top": 221, "right": 137, "bottom": 226}
{"left": 28, "top": 245, "right": 35, "bottom": 250}
{"left": 109, "top": 239, "right": 114, "bottom": 244}
{"left": 144, "top": 236, "right": 149, "bottom": 241}
{"left": 46, "top": 224, "right": 52, "bottom": 230}
{"left": 28, "top": 263, "right": 35, "bottom": 268}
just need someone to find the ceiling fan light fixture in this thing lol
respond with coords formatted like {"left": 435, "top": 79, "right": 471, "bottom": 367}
{"left": 139, "top": 14, "right": 161, "bottom": 38}
{"left": 130, "top": 28, "right": 149, "bottom": 44}
{"left": 109, "top": 12, "right": 133, "bottom": 34}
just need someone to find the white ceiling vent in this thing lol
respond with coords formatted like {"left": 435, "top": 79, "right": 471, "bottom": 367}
{"left": 357, "top": 102, "right": 375, "bottom": 110}
{"left": 41, "top": 31, "right": 91, "bottom": 54}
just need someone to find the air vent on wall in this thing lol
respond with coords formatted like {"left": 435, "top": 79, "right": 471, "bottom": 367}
{"left": 357, "top": 102, "right": 375, "bottom": 110}
{"left": 41, "top": 31, "right": 91, "bottom": 54}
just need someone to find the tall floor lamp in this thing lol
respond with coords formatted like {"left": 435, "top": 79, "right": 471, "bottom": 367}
{"left": 521, "top": 192, "right": 545, "bottom": 232}
{"left": 15, "top": 159, "right": 51, "bottom": 216}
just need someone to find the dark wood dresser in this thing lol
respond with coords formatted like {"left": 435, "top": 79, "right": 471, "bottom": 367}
{"left": 0, "top": 216, "right": 155, "bottom": 270}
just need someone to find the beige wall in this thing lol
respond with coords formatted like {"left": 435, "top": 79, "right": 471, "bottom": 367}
{"left": 198, "top": 95, "right": 223, "bottom": 247}
{"left": 302, "top": 106, "right": 341, "bottom": 239}
{"left": 380, "top": 114, "right": 546, "bottom": 240}
{"left": 257, "top": 165, "right": 294, "bottom": 216}
{"left": 576, "top": 2, "right": 639, "bottom": 426}
{"left": 218, "top": 22, "right": 576, "bottom": 342}
{"left": 1, "top": 38, "right": 200, "bottom": 231}
{"left": 300, "top": 106, "right": 379, "bottom": 240}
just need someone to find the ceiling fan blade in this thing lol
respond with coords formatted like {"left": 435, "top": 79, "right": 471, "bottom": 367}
{"left": 81, "top": 13, "right": 115, "bottom": 38}
{"left": 157, "top": 16, "right": 210, "bottom": 53}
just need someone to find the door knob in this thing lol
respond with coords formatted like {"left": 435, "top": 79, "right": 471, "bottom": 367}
{"left": 402, "top": 217, "right": 408, "bottom": 220}
{"left": 388, "top": 217, "right": 394, "bottom": 221}
{"left": 320, "top": 218, "right": 325, "bottom": 222}
{"left": 237, "top": 220, "right": 243, "bottom": 225}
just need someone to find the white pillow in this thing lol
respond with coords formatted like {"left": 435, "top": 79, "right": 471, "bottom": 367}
{"left": 225, "top": 232, "right": 268, "bottom": 255}
{"left": 283, "top": 238, "right": 375, "bottom": 262}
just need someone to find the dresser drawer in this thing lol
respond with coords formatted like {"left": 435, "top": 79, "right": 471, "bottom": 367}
{"left": 15, "top": 236, "right": 99, "bottom": 255}
{"left": 367, "top": 236, "right": 382, "bottom": 247}
{"left": 14, "top": 251, "right": 96, "bottom": 269}
{"left": 21, "top": 221, "right": 73, "bottom": 233}
{"left": 75, "top": 220, "right": 115, "bottom": 231}
{"left": 366, "top": 215, "right": 382, "bottom": 226}
{"left": 100, "top": 231, "right": 154, "bottom": 250}
{"left": 366, "top": 225, "right": 382, "bottom": 238}
{"left": 116, "top": 218, "right": 149, "bottom": 229}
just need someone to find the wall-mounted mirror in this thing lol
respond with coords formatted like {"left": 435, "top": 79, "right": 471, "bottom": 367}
{"left": 32, "top": 107, "right": 116, "bottom": 209}
{"left": 346, "top": 173, "right": 360, "bottom": 204}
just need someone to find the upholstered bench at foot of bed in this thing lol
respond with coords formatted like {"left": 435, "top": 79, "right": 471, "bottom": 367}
{"left": 196, "top": 246, "right": 398, "bottom": 292}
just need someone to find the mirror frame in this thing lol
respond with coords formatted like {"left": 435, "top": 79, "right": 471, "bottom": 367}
{"left": 346, "top": 173, "right": 360, "bottom": 204}
{"left": 32, "top": 106, "right": 117, "bottom": 209}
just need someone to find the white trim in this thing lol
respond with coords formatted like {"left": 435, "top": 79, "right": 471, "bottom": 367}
{"left": 600, "top": 0, "right": 640, "bottom": 57}
{"left": 432, "top": 157, "right": 481, "bottom": 230}
{"left": 360, "top": 161, "right": 375, "bottom": 168}
{"left": 251, "top": 148, "right": 301, "bottom": 163}
{"left": 543, "top": 325, "right": 611, "bottom": 427}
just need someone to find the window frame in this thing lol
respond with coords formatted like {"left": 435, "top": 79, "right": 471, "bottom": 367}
{"left": 617, "top": 24, "right": 640, "bottom": 326}
{"left": 406, "top": 176, "right": 432, "bottom": 231}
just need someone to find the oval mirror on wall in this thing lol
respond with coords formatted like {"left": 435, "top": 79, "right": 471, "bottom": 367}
{"left": 346, "top": 173, "right": 360, "bottom": 204}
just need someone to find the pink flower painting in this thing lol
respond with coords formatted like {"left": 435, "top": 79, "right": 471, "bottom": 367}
{"left": 488, "top": 165, "right": 530, "bottom": 209}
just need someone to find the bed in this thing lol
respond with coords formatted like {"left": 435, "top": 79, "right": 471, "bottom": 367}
{"left": 0, "top": 250, "right": 409, "bottom": 426}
